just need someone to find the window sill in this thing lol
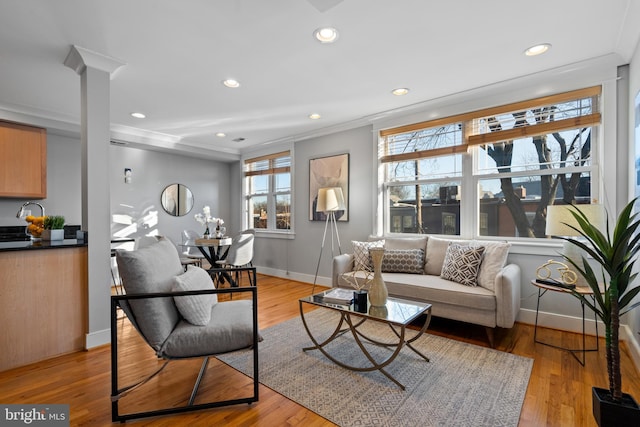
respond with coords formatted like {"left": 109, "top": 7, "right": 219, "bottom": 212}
{"left": 254, "top": 230, "right": 295, "bottom": 240}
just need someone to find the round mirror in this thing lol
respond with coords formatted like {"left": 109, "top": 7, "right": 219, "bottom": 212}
{"left": 161, "top": 184, "right": 194, "bottom": 216}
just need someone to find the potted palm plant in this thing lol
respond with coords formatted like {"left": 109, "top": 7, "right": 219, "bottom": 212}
{"left": 559, "top": 199, "right": 640, "bottom": 427}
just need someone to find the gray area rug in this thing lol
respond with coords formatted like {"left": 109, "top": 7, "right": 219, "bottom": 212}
{"left": 218, "top": 309, "right": 533, "bottom": 427}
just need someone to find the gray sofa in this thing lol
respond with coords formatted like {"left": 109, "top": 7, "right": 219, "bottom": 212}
{"left": 332, "top": 236, "right": 521, "bottom": 346}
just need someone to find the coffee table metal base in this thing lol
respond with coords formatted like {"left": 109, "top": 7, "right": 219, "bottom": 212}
{"left": 299, "top": 302, "right": 431, "bottom": 390}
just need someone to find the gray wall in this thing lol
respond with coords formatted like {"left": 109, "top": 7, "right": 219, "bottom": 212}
{"left": 252, "top": 126, "right": 375, "bottom": 283}
{"left": 109, "top": 144, "right": 233, "bottom": 245}
{"left": 0, "top": 133, "right": 233, "bottom": 249}
{"left": 628, "top": 38, "right": 640, "bottom": 357}
{"left": 0, "top": 133, "right": 82, "bottom": 226}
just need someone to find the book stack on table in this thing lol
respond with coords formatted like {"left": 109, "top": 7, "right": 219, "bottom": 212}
{"left": 317, "top": 288, "right": 354, "bottom": 305}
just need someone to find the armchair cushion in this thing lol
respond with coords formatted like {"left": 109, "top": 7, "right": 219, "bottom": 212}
{"left": 172, "top": 265, "right": 217, "bottom": 326}
{"left": 161, "top": 300, "right": 256, "bottom": 358}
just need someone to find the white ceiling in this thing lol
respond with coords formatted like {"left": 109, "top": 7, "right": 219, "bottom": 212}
{"left": 1, "top": 0, "right": 639, "bottom": 162}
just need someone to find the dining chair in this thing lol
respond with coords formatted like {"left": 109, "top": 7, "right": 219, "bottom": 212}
{"left": 112, "top": 237, "right": 259, "bottom": 421}
{"left": 215, "top": 232, "right": 255, "bottom": 287}
{"left": 182, "top": 229, "right": 206, "bottom": 268}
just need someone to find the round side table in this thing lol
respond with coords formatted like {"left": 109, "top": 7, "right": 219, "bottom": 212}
{"left": 531, "top": 279, "right": 600, "bottom": 366}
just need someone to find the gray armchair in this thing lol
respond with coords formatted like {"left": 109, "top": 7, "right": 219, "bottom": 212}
{"left": 111, "top": 238, "right": 259, "bottom": 422}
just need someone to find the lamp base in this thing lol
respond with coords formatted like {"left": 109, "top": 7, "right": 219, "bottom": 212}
{"left": 562, "top": 241, "right": 589, "bottom": 288}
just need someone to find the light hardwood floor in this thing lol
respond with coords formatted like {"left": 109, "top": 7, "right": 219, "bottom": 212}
{"left": 1, "top": 274, "right": 639, "bottom": 426}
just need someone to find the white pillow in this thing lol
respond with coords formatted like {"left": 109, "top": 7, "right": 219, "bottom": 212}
{"left": 440, "top": 243, "right": 485, "bottom": 287}
{"left": 352, "top": 240, "right": 384, "bottom": 271}
{"left": 472, "top": 241, "right": 511, "bottom": 291}
{"left": 424, "top": 237, "right": 470, "bottom": 275}
{"left": 172, "top": 266, "right": 217, "bottom": 326}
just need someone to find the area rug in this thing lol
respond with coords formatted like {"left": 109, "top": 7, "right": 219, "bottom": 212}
{"left": 218, "top": 309, "right": 533, "bottom": 427}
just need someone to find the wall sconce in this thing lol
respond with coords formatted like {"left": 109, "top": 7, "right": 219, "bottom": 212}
{"left": 124, "top": 168, "right": 132, "bottom": 184}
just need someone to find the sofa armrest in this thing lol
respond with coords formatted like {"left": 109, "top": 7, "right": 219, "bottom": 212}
{"left": 332, "top": 254, "right": 354, "bottom": 287}
{"left": 494, "top": 263, "right": 521, "bottom": 328}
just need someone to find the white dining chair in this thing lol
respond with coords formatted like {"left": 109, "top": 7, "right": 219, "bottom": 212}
{"left": 215, "top": 233, "right": 255, "bottom": 287}
{"left": 181, "top": 229, "right": 206, "bottom": 268}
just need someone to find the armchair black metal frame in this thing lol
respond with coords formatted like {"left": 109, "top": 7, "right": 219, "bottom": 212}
{"left": 110, "top": 268, "right": 259, "bottom": 422}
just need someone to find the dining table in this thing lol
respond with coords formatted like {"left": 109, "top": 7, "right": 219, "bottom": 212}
{"left": 183, "top": 237, "right": 235, "bottom": 286}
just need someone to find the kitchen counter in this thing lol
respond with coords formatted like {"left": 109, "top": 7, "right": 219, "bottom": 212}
{"left": 0, "top": 238, "right": 87, "bottom": 252}
{"left": 0, "top": 240, "right": 88, "bottom": 371}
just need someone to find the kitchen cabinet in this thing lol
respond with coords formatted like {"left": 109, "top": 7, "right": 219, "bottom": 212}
{"left": 0, "top": 120, "right": 47, "bottom": 198}
{"left": 0, "top": 242, "right": 88, "bottom": 371}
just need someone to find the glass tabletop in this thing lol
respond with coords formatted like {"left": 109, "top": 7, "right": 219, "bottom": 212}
{"left": 300, "top": 290, "right": 431, "bottom": 326}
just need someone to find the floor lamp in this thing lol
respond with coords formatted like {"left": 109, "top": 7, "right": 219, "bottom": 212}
{"left": 312, "top": 187, "right": 345, "bottom": 293}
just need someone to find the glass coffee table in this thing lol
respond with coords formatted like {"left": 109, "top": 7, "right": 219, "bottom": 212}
{"left": 299, "top": 290, "right": 432, "bottom": 390}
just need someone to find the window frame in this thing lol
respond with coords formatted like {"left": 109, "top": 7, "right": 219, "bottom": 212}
{"left": 378, "top": 86, "right": 602, "bottom": 241}
{"left": 243, "top": 150, "right": 293, "bottom": 235}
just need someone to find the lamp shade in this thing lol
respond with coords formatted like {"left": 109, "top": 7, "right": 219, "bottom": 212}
{"left": 545, "top": 204, "right": 605, "bottom": 237}
{"left": 316, "top": 187, "right": 345, "bottom": 213}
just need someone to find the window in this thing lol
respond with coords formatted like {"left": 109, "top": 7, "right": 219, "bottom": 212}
{"left": 244, "top": 151, "right": 291, "bottom": 232}
{"left": 380, "top": 86, "right": 601, "bottom": 239}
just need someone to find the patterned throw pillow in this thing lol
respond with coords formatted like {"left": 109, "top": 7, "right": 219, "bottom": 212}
{"left": 381, "top": 249, "right": 425, "bottom": 274}
{"left": 352, "top": 240, "right": 384, "bottom": 271}
{"left": 440, "top": 243, "right": 485, "bottom": 287}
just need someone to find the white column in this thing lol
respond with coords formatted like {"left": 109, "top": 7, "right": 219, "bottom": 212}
{"left": 65, "top": 46, "right": 125, "bottom": 348}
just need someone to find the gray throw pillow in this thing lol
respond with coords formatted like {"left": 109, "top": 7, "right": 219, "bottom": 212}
{"left": 381, "top": 248, "right": 425, "bottom": 274}
{"left": 172, "top": 266, "right": 217, "bottom": 326}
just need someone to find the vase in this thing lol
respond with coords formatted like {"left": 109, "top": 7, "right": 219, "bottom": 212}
{"left": 368, "top": 247, "right": 388, "bottom": 307}
{"left": 41, "top": 229, "right": 64, "bottom": 241}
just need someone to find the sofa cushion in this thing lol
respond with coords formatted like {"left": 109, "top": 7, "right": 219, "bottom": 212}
{"left": 116, "top": 238, "right": 184, "bottom": 350}
{"left": 472, "top": 240, "right": 511, "bottom": 291}
{"left": 381, "top": 248, "right": 425, "bottom": 273}
{"left": 384, "top": 236, "right": 428, "bottom": 251}
{"left": 340, "top": 272, "right": 496, "bottom": 311}
{"left": 172, "top": 265, "right": 217, "bottom": 326}
{"left": 352, "top": 240, "right": 384, "bottom": 271}
{"left": 424, "top": 237, "right": 471, "bottom": 275}
{"left": 440, "top": 243, "right": 485, "bottom": 286}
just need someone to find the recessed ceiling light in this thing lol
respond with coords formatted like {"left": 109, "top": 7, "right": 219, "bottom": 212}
{"left": 313, "top": 27, "right": 339, "bottom": 43}
{"left": 130, "top": 112, "right": 146, "bottom": 119}
{"left": 392, "top": 88, "right": 410, "bottom": 96}
{"left": 215, "top": 132, "right": 226, "bottom": 137}
{"left": 524, "top": 43, "right": 551, "bottom": 56}
{"left": 309, "top": 113, "right": 321, "bottom": 120}
{"left": 222, "top": 79, "right": 240, "bottom": 88}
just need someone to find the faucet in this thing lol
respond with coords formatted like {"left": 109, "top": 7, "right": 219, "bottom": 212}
{"left": 16, "top": 201, "right": 45, "bottom": 218}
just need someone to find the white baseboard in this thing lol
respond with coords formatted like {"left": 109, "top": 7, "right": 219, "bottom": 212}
{"left": 256, "top": 266, "right": 331, "bottom": 287}
{"left": 85, "top": 329, "right": 110, "bottom": 349}
{"left": 621, "top": 324, "right": 640, "bottom": 373}
{"left": 517, "top": 307, "right": 602, "bottom": 336}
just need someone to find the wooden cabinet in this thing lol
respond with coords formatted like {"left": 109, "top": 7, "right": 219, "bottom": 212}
{"left": 0, "top": 246, "right": 88, "bottom": 372}
{"left": 0, "top": 120, "right": 47, "bottom": 198}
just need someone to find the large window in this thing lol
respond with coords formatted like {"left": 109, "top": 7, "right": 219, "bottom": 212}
{"left": 244, "top": 151, "right": 291, "bottom": 231}
{"left": 380, "top": 86, "right": 601, "bottom": 239}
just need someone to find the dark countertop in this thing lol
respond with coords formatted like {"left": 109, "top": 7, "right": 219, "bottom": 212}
{"left": 0, "top": 239, "right": 87, "bottom": 252}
